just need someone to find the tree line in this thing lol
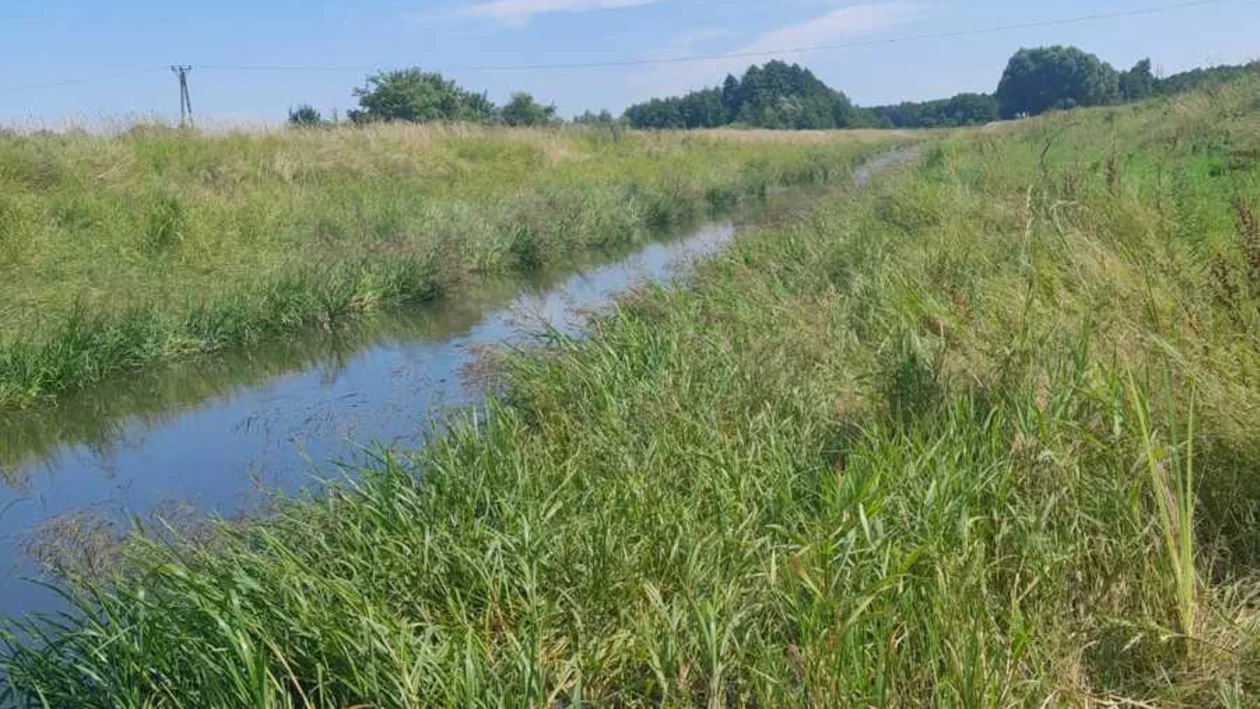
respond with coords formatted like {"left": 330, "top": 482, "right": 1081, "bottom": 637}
{"left": 289, "top": 68, "right": 559, "bottom": 128}
{"left": 627, "top": 48, "right": 1257, "bottom": 129}
{"left": 289, "top": 49, "right": 1259, "bottom": 130}
{"left": 622, "top": 61, "right": 860, "bottom": 130}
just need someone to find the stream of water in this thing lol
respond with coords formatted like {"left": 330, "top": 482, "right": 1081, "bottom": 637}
{"left": 0, "top": 146, "right": 919, "bottom": 621}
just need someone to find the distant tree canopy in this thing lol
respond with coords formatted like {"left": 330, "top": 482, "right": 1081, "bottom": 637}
{"left": 1119, "top": 59, "right": 1156, "bottom": 102}
{"left": 995, "top": 46, "right": 1120, "bottom": 118}
{"left": 867, "top": 55, "right": 1257, "bottom": 128}
{"left": 306, "top": 54, "right": 1258, "bottom": 130}
{"left": 1155, "top": 61, "right": 1260, "bottom": 96}
{"left": 572, "top": 109, "right": 618, "bottom": 126}
{"left": 287, "top": 104, "right": 325, "bottom": 127}
{"left": 623, "top": 61, "right": 858, "bottom": 130}
{"left": 500, "top": 92, "right": 558, "bottom": 127}
{"left": 348, "top": 68, "right": 497, "bottom": 124}
{"left": 865, "top": 93, "right": 999, "bottom": 128}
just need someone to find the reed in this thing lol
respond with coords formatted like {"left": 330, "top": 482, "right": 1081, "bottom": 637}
{"left": 5, "top": 81, "right": 1260, "bottom": 706}
{"left": 0, "top": 124, "right": 904, "bottom": 409}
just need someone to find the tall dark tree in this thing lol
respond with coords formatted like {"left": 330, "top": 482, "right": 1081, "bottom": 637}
{"left": 721, "top": 74, "right": 740, "bottom": 120}
{"left": 348, "top": 68, "right": 496, "bottom": 124}
{"left": 1119, "top": 58, "right": 1156, "bottom": 101}
{"left": 678, "top": 88, "right": 728, "bottom": 129}
{"left": 995, "top": 46, "right": 1120, "bottom": 118}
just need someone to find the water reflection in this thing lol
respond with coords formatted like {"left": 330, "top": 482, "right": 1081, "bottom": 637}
{"left": 0, "top": 222, "right": 735, "bottom": 619}
{"left": 0, "top": 145, "right": 923, "bottom": 621}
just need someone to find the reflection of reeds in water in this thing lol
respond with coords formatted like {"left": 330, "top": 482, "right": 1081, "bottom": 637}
{"left": 8, "top": 79, "right": 1260, "bottom": 705}
{"left": 0, "top": 125, "right": 905, "bottom": 410}
{"left": 0, "top": 214, "right": 752, "bottom": 487}
{"left": 0, "top": 310, "right": 476, "bottom": 486}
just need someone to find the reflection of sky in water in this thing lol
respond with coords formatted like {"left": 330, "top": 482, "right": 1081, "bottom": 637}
{"left": 0, "top": 145, "right": 922, "bottom": 621}
{"left": 0, "top": 223, "right": 735, "bottom": 620}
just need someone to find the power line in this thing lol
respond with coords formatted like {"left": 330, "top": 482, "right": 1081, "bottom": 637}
{"left": 0, "top": 0, "right": 1241, "bottom": 94}
{"left": 199, "top": 0, "right": 1238, "bottom": 74}
{"left": 0, "top": 68, "right": 161, "bottom": 94}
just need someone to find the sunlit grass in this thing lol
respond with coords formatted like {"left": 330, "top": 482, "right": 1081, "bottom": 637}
{"left": 4, "top": 81, "right": 1260, "bottom": 706}
{"left": 0, "top": 123, "right": 905, "bottom": 409}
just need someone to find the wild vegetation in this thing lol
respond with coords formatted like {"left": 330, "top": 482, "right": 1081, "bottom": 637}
{"left": 623, "top": 61, "right": 860, "bottom": 130}
{"left": 281, "top": 53, "right": 1257, "bottom": 132}
{"left": 289, "top": 69, "right": 560, "bottom": 128}
{"left": 864, "top": 92, "right": 1000, "bottom": 130}
{"left": 0, "top": 124, "right": 905, "bottom": 409}
{"left": 5, "top": 75, "right": 1260, "bottom": 706}
{"left": 620, "top": 52, "right": 1259, "bottom": 130}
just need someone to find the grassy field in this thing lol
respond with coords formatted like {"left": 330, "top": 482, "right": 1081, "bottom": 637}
{"left": 0, "top": 124, "right": 906, "bottom": 409}
{"left": 5, "top": 79, "right": 1260, "bottom": 706}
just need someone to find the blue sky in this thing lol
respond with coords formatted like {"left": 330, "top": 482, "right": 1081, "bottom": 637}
{"left": 1, "top": 0, "right": 1257, "bottom": 125}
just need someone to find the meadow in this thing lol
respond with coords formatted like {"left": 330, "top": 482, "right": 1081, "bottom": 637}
{"left": 5, "top": 78, "right": 1260, "bottom": 706}
{"left": 0, "top": 124, "right": 905, "bottom": 409}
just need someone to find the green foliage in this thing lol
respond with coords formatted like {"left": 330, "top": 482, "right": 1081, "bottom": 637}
{"left": 617, "top": 53, "right": 1254, "bottom": 132}
{"left": 572, "top": 109, "right": 617, "bottom": 126}
{"left": 995, "top": 45, "right": 1120, "bottom": 118}
{"left": 348, "top": 68, "right": 497, "bottom": 124}
{"left": 287, "top": 104, "right": 325, "bottom": 127}
{"left": 624, "top": 61, "right": 857, "bottom": 130}
{"left": 7, "top": 79, "right": 1260, "bottom": 705}
{"left": 1120, "top": 59, "right": 1157, "bottom": 102}
{"left": 622, "top": 97, "right": 686, "bottom": 129}
{"left": 0, "top": 125, "right": 899, "bottom": 408}
{"left": 865, "top": 92, "right": 1000, "bottom": 128}
{"left": 1157, "top": 61, "right": 1260, "bottom": 96}
{"left": 730, "top": 61, "right": 857, "bottom": 129}
{"left": 499, "top": 92, "right": 558, "bottom": 127}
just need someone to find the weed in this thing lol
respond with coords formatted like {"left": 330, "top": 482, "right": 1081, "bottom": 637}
{"left": 5, "top": 81, "right": 1260, "bottom": 708}
{"left": 0, "top": 126, "right": 904, "bottom": 408}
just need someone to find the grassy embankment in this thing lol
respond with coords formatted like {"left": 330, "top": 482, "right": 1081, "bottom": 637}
{"left": 6, "top": 80, "right": 1260, "bottom": 706}
{"left": 0, "top": 125, "right": 905, "bottom": 409}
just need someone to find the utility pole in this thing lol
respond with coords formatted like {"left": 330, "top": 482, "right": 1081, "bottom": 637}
{"left": 170, "top": 65, "right": 193, "bottom": 128}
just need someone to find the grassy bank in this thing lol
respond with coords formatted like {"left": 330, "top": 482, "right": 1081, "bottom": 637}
{"left": 6, "top": 81, "right": 1260, "bottom": 706}
{"left": 0, "top": 125, "right": 906, "bottom": 409}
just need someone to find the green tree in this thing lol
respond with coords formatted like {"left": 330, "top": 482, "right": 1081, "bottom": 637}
{"left": 729, "top": 61, "right": 857, "bottom": 129}
{"left": 1119, "top": 58, "right": 1156, "bottom": 101}
{"left": 1156, "top": 61, "right": 1260, "bottom": 96}
{"left": 678, "top": 88, "right": 728, "bottom": 128}
{"left": 995, "top": 46, "right": 1119, "bottom": 118}
{"left": 721, "top": 74, "right": 740, "bottom": 120}
{"left": 500, "top": 92, "right": 558, "bottom": 127}
{"left": 623, "top": 98, "right": 686, "bottom": 129}
{"left": 348, "top": 68, "right": 496, "bottom": 124}
{"left": 287, "top": 104, "right": 324, "bottom": 127}
{"left": 623, "top": 61, "right": 858, "bottom": 130}
{"left": 573, "top": 109, "right": 617, "bottom": 126}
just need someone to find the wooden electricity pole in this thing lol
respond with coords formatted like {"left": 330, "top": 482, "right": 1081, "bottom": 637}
{"left": 170, "top": 65, "right": 193, "bottom": 127}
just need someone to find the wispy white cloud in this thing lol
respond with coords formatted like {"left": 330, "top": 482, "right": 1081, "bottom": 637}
{"left": 631, "top": 2, "right": 924, "bottom": 101}
{"left": 461, "top": 0, "right": 669, "bottom": 26}
{"left": 738, "top": 2, "right": 922, "bottom": 55}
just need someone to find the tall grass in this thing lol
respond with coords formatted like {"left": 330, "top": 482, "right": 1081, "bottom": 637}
{"left": 5, "top": 84, "right": 1260, "bottom": 706}
{"left": 0, "top": 124, "right": 909, "bottom": 409}
{"left": 1129, "top": 372, "right": 1200, "bottom": 640}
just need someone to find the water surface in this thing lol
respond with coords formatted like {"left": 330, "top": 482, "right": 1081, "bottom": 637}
{"left": 0, "top": 223, "right": 736, "bottom": 619}
{"left": 0, "top": 145, "right": 920, "bottom": 620}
